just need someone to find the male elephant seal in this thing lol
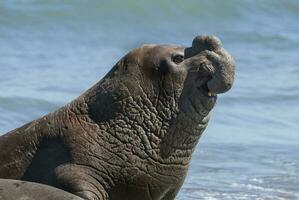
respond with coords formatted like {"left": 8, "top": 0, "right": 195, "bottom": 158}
{"left": 0, "top": 35, "right": 235, "bottom": 200}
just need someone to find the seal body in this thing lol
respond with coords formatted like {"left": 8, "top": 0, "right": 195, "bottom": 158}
{"left": 0, "top": 179, "right": 83, "bottom": 200}
{"left": 0, "top": 35, "right": 235, "bottom": 200}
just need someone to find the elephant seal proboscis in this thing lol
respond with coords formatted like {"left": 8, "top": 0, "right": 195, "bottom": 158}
{"left": 0, "top": 35, "right": 235, "bottom": 200}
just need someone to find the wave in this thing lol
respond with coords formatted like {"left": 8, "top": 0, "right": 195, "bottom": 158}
{"left": 1, "top": 0, "right": 298, "bottom": 28}
{"left": 0, "top": 96, "right": 59, "bottom": 112}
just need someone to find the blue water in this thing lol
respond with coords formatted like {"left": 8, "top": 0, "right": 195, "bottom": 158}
{"left": 1, "top": 0, "right": 299, "bottom": 199}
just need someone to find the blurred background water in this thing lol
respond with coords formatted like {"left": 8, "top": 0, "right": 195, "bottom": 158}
{"left": 0, "top": 0, "right": 298, "bottom": 199}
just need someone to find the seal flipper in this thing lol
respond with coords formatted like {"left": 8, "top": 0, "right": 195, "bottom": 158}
{"left": 55, "top": 164, "right": 109, "bottom": 200}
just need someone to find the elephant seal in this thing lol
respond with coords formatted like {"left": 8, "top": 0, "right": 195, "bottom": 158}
{"left": 0, "top": 35, "right": 235, "bottom": 200}
{"left": 0, "top": 179, "right": 84, "bottom": 200}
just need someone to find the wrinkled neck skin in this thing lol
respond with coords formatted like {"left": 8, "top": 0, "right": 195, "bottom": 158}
{"left": 71, "top": 60, "right": 213, "bottom": 167}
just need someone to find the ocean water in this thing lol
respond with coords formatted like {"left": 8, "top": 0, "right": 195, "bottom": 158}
{"left": 0, "top": 0, "right": 299, "bottom": 199}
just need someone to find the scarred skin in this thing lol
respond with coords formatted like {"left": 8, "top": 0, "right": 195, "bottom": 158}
{"left": 0, "top": 35, "right": 235, "bottom": 200}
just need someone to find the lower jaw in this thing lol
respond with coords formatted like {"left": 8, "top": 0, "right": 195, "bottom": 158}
{"left": 201, "top": 95, "right": 217, "bottom": 110}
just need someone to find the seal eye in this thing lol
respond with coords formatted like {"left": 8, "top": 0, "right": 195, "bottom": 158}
{"left": 172, "top": 54, "right": 184, "bottom": 64}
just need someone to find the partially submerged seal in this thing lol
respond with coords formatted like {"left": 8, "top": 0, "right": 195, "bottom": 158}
{"left": 0, "top": 35, "right": 235, "bottom": 200}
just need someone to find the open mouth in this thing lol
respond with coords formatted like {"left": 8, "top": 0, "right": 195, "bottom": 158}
{"left": 188, "top": 65, "right": 217, "bottom": 99}
{"left": 188, "top": 64, "right": 216, "bottom": 98}
{"left": 197, "top": 82, "right": 217, "bottom": 98}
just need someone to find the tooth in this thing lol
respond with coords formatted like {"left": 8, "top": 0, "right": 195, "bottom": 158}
{"left": 208, "top": 92, "right": 212, "bottom": 97}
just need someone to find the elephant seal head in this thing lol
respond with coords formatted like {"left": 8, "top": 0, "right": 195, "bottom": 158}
{"left": 85, "top": 35, "right": 235, "bottom": 164}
